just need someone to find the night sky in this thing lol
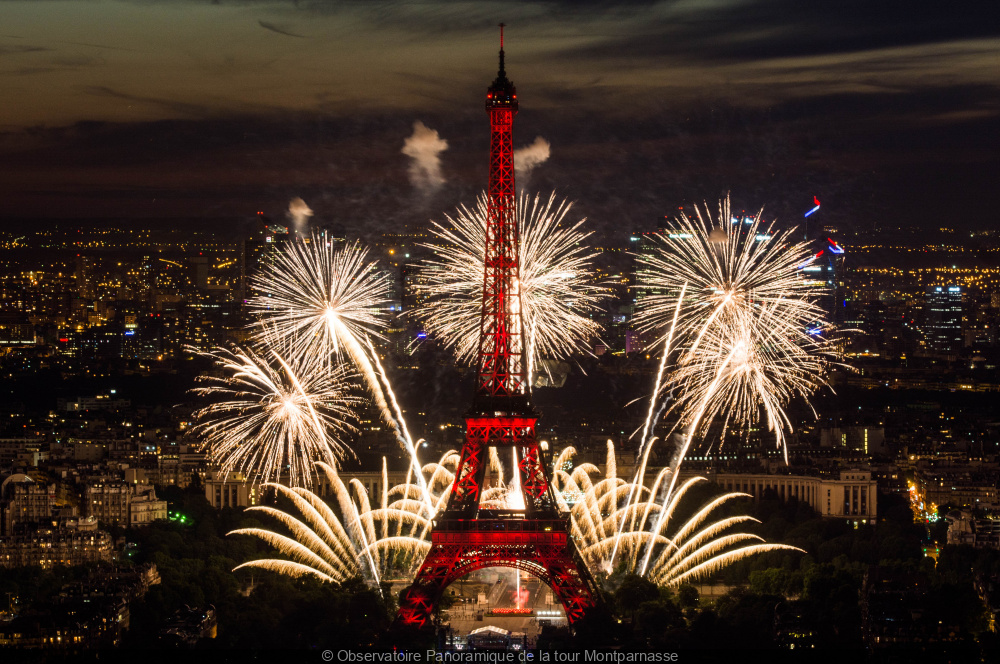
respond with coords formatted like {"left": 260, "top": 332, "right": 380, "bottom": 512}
{"left": 1, "top": 1, "right": 998, "bottom": 240}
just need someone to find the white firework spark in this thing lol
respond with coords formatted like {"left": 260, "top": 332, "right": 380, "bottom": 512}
{"left": 468, "top": 439, "right": 800, "bottom": 587}
{"left": 230, "top": 454, "right": 460, "bottom": 586}
{"left": 552, "top": 442, "right": 803, "bottom": 586}
{"left": 629, "top": 197, "right": 834, "bottom": 573}
{"left": 635, "top": 197, "right": 824, "bottom": 343}
{"left": 243, "top": 233, "right": 433, "bottom": 506}
{"left": 415, "top": 191, "right": 604, "bottom": 374}
{"left": 190, "top": 346, "right": 360, "bottom": 489}
{"left": 231, "top": 440, "right": 800, "bottom": 591}
{"left": 247, "top": 234, "right": 391, "bottom": 367}
{"left": 634, "top": 196, "right": 833, "bottom": 459}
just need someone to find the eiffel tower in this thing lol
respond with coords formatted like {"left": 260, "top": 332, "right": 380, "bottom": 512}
{"left": 396, "top": 25, "right": 601, "bottom": 628}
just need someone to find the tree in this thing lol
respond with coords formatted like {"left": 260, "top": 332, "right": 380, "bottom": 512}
{"left": 613, "top": 574, "right": 660, "bottom": 622}
{"left": 677, "top": 583, "right": 699, "bottom": 609}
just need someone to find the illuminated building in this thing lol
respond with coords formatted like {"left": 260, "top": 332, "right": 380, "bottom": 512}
{"left": 1, "top": 475, "right": 54, "bottom": 535}
{"left": 707, "top": 469, "right": 877, "bottom": 521}
{"left": 83, "top": 482, "right": 167, "bottom": 526}
{"left": 0, "top": 522, "right": 113, "bottom": 568}
{"left": 923, "top": 285, "right": 963, "bottom": 354}
{"left": 819, "top": 426, "right": 886, "bottom": 455}
{"left": 239, "top": 212, "right": 289, "bottom": 302}
{"left": 800, "top": 236, "right": 845, "bottom": 322}
{"left": 0, "top": 313, "right": 36, "bottom": 348}
{"left": 203, "top": 470, "right": 257, "bottom": 509}
{"left": 914, "top": 466, "right": 998, "bottom": 511}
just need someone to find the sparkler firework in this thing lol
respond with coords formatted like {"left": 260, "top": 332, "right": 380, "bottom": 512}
{"left": 415, "top": 191, "right": 604, "bottom": 378}
{"left": 190, "top": 346, "right": 360, "bottom": 489}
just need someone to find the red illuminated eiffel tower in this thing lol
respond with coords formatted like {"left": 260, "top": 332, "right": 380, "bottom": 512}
{"left": 397, "top": 26, "right": 601, "bottom": 628}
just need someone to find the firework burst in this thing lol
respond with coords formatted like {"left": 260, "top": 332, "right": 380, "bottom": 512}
{"left": 635, "top": 196, "right": 833, "bottom": 458}
{"left": 415, "top": 191, "right": 604, "bottom": 377}
{"left": 242, "top": 233, "right": 435, "bottom": 503}
{"left": 190, "top": 346, "right": 360, "bottom": 489}
{"left": 627, "top": 197, "right": 835, "bottom": 573}
{"left": 635, "top": 197, "right": 824, "bottom": 342}
{"left": 246, "top": 234, "right": 391, "bottom": 367}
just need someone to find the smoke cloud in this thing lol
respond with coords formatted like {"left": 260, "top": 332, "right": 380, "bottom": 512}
{"left": 287, "top": 197, "right": 313, "bottom": 236}
{"left": 514, "top": 136, "right": 551, "bottom": 185}
{"left": 401, "top": 121, "right": 448, "bottom": 194}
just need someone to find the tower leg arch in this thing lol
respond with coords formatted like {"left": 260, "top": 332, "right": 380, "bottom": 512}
{"left": 397, "top": 525, "right": 600, "bottom": 628}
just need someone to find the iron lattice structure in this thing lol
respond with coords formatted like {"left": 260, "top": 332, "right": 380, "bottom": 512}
{"left": 398, "top": 27, "right": 600, "bottom": 628}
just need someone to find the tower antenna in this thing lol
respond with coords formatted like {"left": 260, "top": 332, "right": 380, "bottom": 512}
{"left": 497, "top": 23, "right": 507, "bottom": 78}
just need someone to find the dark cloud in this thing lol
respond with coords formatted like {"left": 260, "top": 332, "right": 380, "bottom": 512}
{"left": 0, "top": 0, "right": 996, "bottom": 236}
{"left": 53, "top": 40, "right": 138, "bottom": 52}
{"left": 81, "top": 86, "right": 217, "bottom": 118}
{"left": 547, "top": 0, "right": 1000, "bottom": 62}
{"left": 257, "top": 20, "right": 306, "bottom": 38}
{"left": 2, "top": 72, "right": 996, "bottom": 238}
{"left": 0, "top": 44, "right": 49, "bottom": 55}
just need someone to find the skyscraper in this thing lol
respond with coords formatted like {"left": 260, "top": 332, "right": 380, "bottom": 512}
{"left": 239, "top": 212, "right": 289, "bottom": 303}
{"left": 924, "top": 285, "right": 963, "bottom": 354}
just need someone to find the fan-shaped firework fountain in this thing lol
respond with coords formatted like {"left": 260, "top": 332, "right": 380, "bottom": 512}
{"left": 232, "top": 440, "right": 801, "bottom": 590}
{"left": 552, "top": 442, "right": 803, "bottom": 584}
{"left": 230, "top": 458, "right": 458, "bottom": 585}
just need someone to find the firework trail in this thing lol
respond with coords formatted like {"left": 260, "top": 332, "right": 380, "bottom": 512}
{"left": 366, "top": 338, "right": 434, "bottom": 510}
{"left": 631, "top": 196, "right": 833, "bottom": 573}
{"left": 415, "top": 191, "right": 604, "bottom": 378}
{"left": 609, "top": 282, "right": 687, "bottom": 566}
{"left": 190, "top": 346, "right": 360, "bottom": 489}
{"left": 245, "top": 233, "right": 428, "bottom": 498}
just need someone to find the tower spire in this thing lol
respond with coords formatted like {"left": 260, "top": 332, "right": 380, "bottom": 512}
{"left": 498, "top": 22, "right": 505, "bottom": 77}
{"left": 490, "top": 23, "right": 514, "bottom": 93}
